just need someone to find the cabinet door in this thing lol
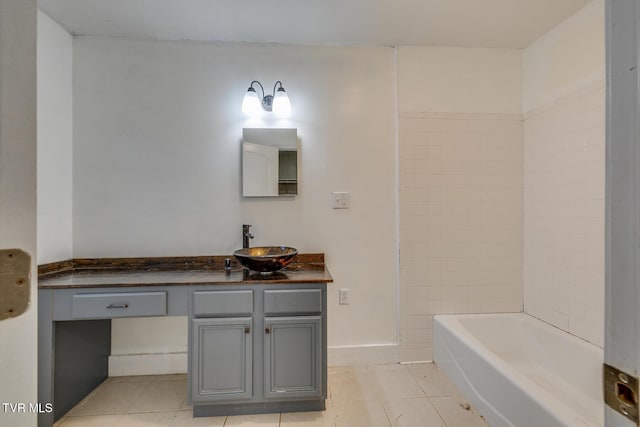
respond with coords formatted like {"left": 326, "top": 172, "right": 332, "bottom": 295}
{"left": 191, "top": 317, "right": 252, "bottom": 403}
{"left": 264, "top": 316, "right": 322, "bottom": 399}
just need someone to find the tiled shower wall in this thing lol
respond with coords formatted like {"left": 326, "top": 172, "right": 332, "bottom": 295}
{"left": 523, "top": 82, "right": 605, "bottom": 347}
{"left": 399, "top": 113, "right": 524, "bottom": 362}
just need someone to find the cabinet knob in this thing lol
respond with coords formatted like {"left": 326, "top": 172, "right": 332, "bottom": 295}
{"left": 244, "top": 326, "right": 250, "bottom": 334}
{"left": 265, "top": 326, "right": 271, "bottom": 334}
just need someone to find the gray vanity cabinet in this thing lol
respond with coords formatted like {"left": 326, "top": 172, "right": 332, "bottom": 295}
{"left": 264, "top": 316, "right": 322, "bottom": 399}
{"left": 38, "top": 259, "right": 331, "bottom": 426}
{"left": 191, "top": 317, "right": 253, "bottom": 403}
{"left": 188, "top": 285, "right": 327, "bottom": 416}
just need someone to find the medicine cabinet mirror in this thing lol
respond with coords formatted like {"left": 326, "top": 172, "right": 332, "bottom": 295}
{"left": 242, "top": 128, "right": 298, "bottom": 197}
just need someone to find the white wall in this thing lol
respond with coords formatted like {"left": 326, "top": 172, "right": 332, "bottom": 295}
{"left": 0, "top": 0, "right": 37, "bottom": 425}
{"left": 72, "top": 37, "right": 399, "bottom": 369}
{"left": 397, "top": 47, "right": 522, "bottom": 115}
{"left": 45, "top": 2, "right": 605, "bottom": 372}
{"left": 397, "top": 47, "right": 524, "bottom": 362}
{"left": 523, "top": 0, "right": 605, "bottom": 112}
{"left": 37, "top": 10, "right": 73, "bottom": 264}
{"left": 523, "top": 0, "right": 605, "bottom": 347}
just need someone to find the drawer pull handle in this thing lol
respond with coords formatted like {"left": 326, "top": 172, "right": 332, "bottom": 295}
{"left": 106, "top": 303, "right": 129, "bottom": 309}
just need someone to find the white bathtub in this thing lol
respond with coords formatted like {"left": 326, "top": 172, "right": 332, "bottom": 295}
{"left": 433, "top": 313, "right": 603, "bottom": 427}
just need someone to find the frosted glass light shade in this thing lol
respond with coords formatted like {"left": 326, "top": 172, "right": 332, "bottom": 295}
{"left": 242, "top": 89, "right": 262, "bottom": 116}
{"left": 272, "top": 89, "right": 291, "bottom": 116}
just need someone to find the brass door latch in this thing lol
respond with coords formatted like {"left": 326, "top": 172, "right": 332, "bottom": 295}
{"left": 604, "top": 363, "right": 639, "bottom": 425}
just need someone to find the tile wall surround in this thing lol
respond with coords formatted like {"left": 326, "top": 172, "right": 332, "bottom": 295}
{"left": 523, "top": 80, "right": 605, "bottom": 347}
{"left": 399, "top": 112, "right": 524, "bottom": 362}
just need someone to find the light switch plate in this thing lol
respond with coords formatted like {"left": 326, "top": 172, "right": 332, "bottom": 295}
{"left": 339, "top": 289, "right": 350, "bottom": 305}
{"left": 332, "top": 192, "right": 351, "bottom": 209}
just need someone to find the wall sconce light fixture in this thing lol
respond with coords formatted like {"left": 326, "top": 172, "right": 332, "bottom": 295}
{"left": 242, "top": 80, "right": 291, "bottom": 116}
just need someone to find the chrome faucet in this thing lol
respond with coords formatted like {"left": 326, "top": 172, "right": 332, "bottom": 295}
{"left": 242, "top": 224, "right": 254, "bottom": 249}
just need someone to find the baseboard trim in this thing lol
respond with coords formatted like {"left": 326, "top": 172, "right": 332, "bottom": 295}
{"left": 109, "top": 344, "right": 401, "bottom": 375}
{"left": 327, "top": 343, "right": 399, "bottom": 366}
{"left": 108, "top": 352, "right": 188, "bottom": 376}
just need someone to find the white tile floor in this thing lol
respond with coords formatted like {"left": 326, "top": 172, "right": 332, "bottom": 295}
{"left": 55, "top": 363, "right": 488, "bottom": 427}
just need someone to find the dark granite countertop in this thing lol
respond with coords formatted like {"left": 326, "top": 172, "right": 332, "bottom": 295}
{"left": 38, "top": 254, "right": 333, "bottom": 289}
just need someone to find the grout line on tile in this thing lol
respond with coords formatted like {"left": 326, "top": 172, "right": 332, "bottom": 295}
{"left": 64, "top": 379, "right": 107, "bottom": 417}
{"left": 121, "top": 379, "right": 156, "bottom": 415}
{"left": 428, "top": 397, "right": 450, "bottom": 427}
{"left": 152, "top": 374, "right": 187, "bottom": 383}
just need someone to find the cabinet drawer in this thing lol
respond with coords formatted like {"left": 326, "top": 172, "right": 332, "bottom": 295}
{"left": 72, "top": 292, "right": 167, "bottom": 319}
{"left": 193, "top": 290, "right": 253, "bottom": 317}
{"left": 264, "top": 289, "right": 322, "bottom": 315}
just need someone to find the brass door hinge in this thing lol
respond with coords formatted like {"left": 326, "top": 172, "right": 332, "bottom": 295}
{"left": 0, "top": 249, "right": 31, "bottom": 320}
